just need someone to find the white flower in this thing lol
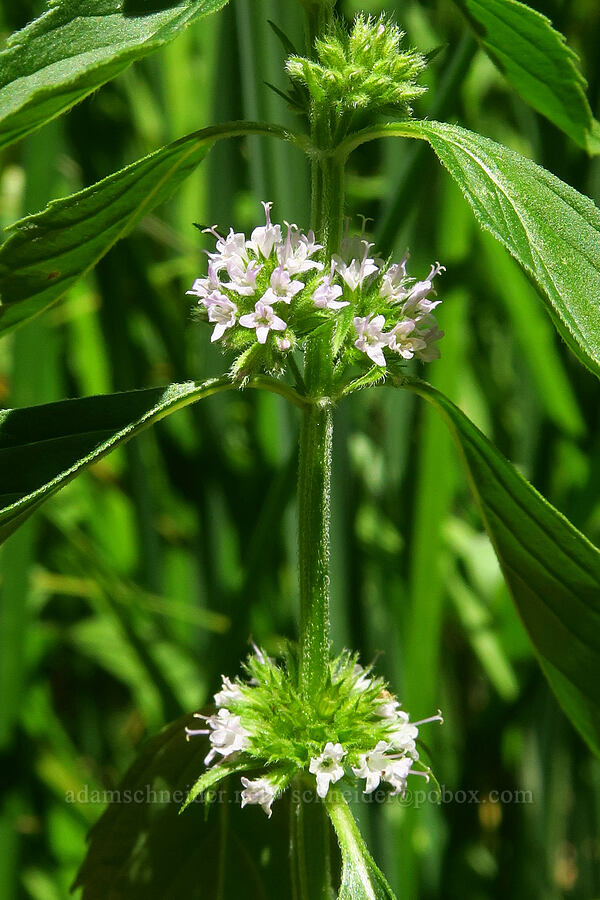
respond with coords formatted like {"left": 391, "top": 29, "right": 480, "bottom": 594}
{"left": 402, "top": 262, "right": 445, "bottom": 318}
{"left": 205, "top": 292, "right": 238, "bottom": 342}
{"left": 261, "top": 266, "right": 304, "bottom": 305}
{"left": 386, "top": 320, "right": 427, "bottom": 360}
{"left": 277, "top": 224, "right": 323, "bottom": 275}
{"left": 186, "top": 261, "right": 221, "bottom": 300}
{"left": 313, "top": 261, "right": 349, "bottom": 310}
{"left": 204, "top": 708, "right": 250, "bottom": 765}
{"left": 247, "top": 201, "right": 282, "bottom": 259}
{"left": 354, "top": 314, "right": 387, "bottom": 366}
{"left": 380, "top": 252, "right": 409, "bottom": 300}
{"left": 333, "top": 241, "right": 379, "bottom": 291}
{"left": 239, "top": 301, "right": 287, "bottom": 344}
{"left": 207, "top": 226, "right": 248, "bottom": 271}
{"left": 214, "top": 675, "right": 243, "bottom": 708}
{"left": 408, "top": 261, "right": 445, "bottom": 300}
{"left": 387, "top": 711, "right": 419, "bottom": 757}
{"left": 309, "top": 742, "right": 346, "bottom": 798}
{"left": 240, "top": 776, "right": 278, "bottom": 817}
{"left": 222, "top": 259, "right": 262, "bottom": 296}
{"left": 352, "top": 739, "right": 424, "bottom": 796}
{"left": 385, "top": 756, "right": 414, "bottom": 796}
{"left": 388, "top": 710, "right": 443, "bottom": 759}
{"left": 300, "top": 229, "right": 323, "bottom": 258}
{"left": 352, "top": 741, "right": 392, "bottom": 794}
{"left": 375, "top": 698, "right": 401, "bottom": 719}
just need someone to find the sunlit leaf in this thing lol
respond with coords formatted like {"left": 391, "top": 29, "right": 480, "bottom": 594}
{"left": 452, "top": 0, "right": 600, "bottom": 153}
{"left": 0, "top": 0, "right": 230, "bottom": 150}
{"left": 404, "top": 378, "right": 600, "bottom": 756}
{"left": 382, "top": 120, "right": 600, "bottom": 378}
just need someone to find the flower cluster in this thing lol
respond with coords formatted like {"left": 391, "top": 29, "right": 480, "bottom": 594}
{"left": 286, "top": 15, "right": 426, "bottom": 141}
{"left": 182, "top": 648, "right": 442, "bottom": 817}
{"left": 187, "top": 202, "right": 445, "bottom": 379}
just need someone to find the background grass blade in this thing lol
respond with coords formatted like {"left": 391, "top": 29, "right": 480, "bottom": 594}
{"left": 0, "top": 0, "right": 230, "bottom": 150}
{"left": 0, "top": 122, "right": 289, "bottom": 336}
{"left": 451, "top": 0, "right": 600, "bottom": 153}
{"left": 403, "top": 378, "right": 600, "bottom": 756}
{"left": 0, "top": 378, "right": 234, "bottom": 544}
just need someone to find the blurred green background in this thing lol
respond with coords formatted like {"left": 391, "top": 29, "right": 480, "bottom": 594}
{"left": 1, "top": 0, "right": 600, "bottom": 897}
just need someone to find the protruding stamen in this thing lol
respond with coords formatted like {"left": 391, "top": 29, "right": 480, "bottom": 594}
{"left": 410, "top": 769, "right": 430, "bottom": 781}
{"left": 412, "top": 710, "right": 444, "bottom": 727}
{"left": 357, "top": 214, "right": 373, "bottom": 237}
{"left": 261, "top": 201, "right": 273, "bottom": 227}
{"left": 185, "top": 727, "right": 210, "bottom": 741}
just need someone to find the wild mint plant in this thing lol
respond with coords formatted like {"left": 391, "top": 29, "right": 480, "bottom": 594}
{"left": 1, "top": 0, "right": 600, "bottom": 897}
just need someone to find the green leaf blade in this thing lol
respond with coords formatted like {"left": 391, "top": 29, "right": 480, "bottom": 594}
{"left": 0, "top": 378, "right": 233, "bottom": 545}
{"left": 404, "top": 120, "right": 600, "bottom": 378}
{"left": 0, "top": 0, "right": 230, "bottom": 150}
{"left": 452, "top": 0, "right": 600, "bottom": 152}
{"left": 74, "top": 715, "right": 293, "bottom": 899}
{"left": 404, "top": 379, "right": 600, "bottom": 756}
{"left": 325, "top": 788, "right": 397, "bottom": 900}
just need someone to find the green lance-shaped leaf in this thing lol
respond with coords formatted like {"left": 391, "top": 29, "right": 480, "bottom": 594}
{"left": 402, "top": 378, "right": 600, "bottom": 757}
{"left": 325, "top": 787, "right": 397, "bottom": 900}
{"left": 0, "top": 375, "right": 302, "bottom": 545}
{"left": 0, "top": 379, "right": 233, "bottom": 545}
{"left": 350, "top": 120, "right": 600, "bottom": 377}
{"left": 451, "top": 0, "right": 600, "bottom": 153}
{"left": 73, "top": 714, "right": 293, "bottom": 899}
{"left": 0, "top": 121, "right": 291, "bottom": 336}
{"left": 0, "top": 0, "right": 230, "bottom": 150}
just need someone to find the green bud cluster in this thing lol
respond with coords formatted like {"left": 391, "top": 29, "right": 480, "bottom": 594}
{"left": 286, "top": 14, "right": 426, "bottom": 144}
{"left": 227, "top": 649, "right": 395, "bottom": 765}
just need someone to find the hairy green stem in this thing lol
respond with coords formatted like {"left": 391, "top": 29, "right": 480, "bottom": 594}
{"left": 298, "top": 398, "right": 333, "bottom": 697}
{"left": 298, "top": 113, "right": 346, "bottom": 704}
{"left": 293, "top": 8, "right": 348, "bottom": 896}
{"left": 313, "top": 155, "right": 346, "bottom": 259}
